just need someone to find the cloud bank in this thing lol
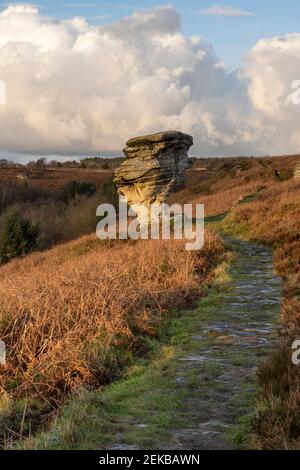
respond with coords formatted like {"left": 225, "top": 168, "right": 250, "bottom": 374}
{"left": 0, "top": 4, "right": 299, "bottom": 157}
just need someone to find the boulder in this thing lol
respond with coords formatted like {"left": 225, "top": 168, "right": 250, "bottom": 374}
{"left": 294, "top": 162, "right": 300, "bottom": 179}
{"left": 113, "top": 131, "right": 193, "bottom": 221}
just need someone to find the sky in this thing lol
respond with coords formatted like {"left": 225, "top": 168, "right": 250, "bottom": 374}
{"left": 0, "top": 1, "right": 300, "bottom": 160}
{"left": 6, "top": 0, "right": 300, "bottom": 70}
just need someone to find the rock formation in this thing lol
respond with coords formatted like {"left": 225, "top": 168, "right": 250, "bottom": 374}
{"left": 294, "top": 162, "right": 300, "bottom": 179}
{"left": 113, "top": 131, "right": 193, "bottom": 221}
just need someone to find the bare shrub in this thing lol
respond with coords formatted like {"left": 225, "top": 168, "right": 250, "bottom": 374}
{"left": 0, "top": 230, "right": 223, "bottom": 411}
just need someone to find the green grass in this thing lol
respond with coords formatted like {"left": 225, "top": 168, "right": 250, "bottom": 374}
{"left": 19, "top": 262, "right": 231, "bottom": 450}
{"left": 19, "top": 228, "right": 277, "bottom": 451}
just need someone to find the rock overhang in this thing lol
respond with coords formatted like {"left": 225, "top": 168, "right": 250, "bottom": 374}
{"left": 113, "top": 130, "right": 193, "bottom": 215}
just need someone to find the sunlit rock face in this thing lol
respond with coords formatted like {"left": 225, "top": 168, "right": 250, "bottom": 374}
{"left": 113, "top": 131, "right": 193, "bottom": 222}
{"left": 294, "top": 162, "right": 300, "bottom": 179}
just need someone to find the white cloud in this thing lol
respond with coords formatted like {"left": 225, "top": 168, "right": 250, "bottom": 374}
{"left": 0, "top": 4, "right": 298, "bottom": 157}
{"left": 200, "top": 5, "right": 254, "bottom": 17}
{"left": 243, "top": 33, "right": 300, "bottom": 154}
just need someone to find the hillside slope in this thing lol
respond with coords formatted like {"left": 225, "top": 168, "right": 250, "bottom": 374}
{"left": 0, "top": 230, "right": 224, "bottom": 446}
{"left": 175, "top": 155, "right": 300, "bottom": 449}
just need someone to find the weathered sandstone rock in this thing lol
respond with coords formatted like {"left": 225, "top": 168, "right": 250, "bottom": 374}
{"left": 294, "top": 162, "right": 300, "bottom": 179}
{"left": 113, "top": 131, "right": 193, "bottom": 220}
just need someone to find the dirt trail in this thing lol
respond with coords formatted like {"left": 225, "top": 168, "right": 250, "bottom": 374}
{"left": 107, "top": 237, "right": 282, "bottom": 450}
{"left": 156, "top": 237, "right": 282, "bottom": 449}
{"left": 36, "top": 237, "right": 282, "bottom": 450}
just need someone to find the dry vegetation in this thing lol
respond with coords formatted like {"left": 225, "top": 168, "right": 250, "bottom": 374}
{"left": 0, "top": 168, "right": 111, "bottom": 193}
{"left": 225, "top": 179, "right": 300, "bottom": 449}
{"left": 0, "top": 168, "right": 118, "bottom": 251}
{"left": 0, "top": 230, "right": 224, "bottom": 445}
{"left": 170, "top": 155, "right": 297, "bottom": 216}
{"left": 173, "top": 155, "right": 300, "bottom": 449}
{"left": 0, "top": 153, "right": 298, "bottom": 449}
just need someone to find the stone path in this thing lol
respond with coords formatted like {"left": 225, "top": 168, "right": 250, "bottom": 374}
{"left": 159, "top": 237, "right": 282, "bottom": 449}
{"left": 105, "top": 237, "right": 282, "bottom": 450}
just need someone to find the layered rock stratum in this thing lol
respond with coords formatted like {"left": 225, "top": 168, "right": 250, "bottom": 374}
{"left": 113, "top": 131, "right": 193, "bottom": 220}
{"left": 294, "top": 162, "right": 300, "bottom": 179}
